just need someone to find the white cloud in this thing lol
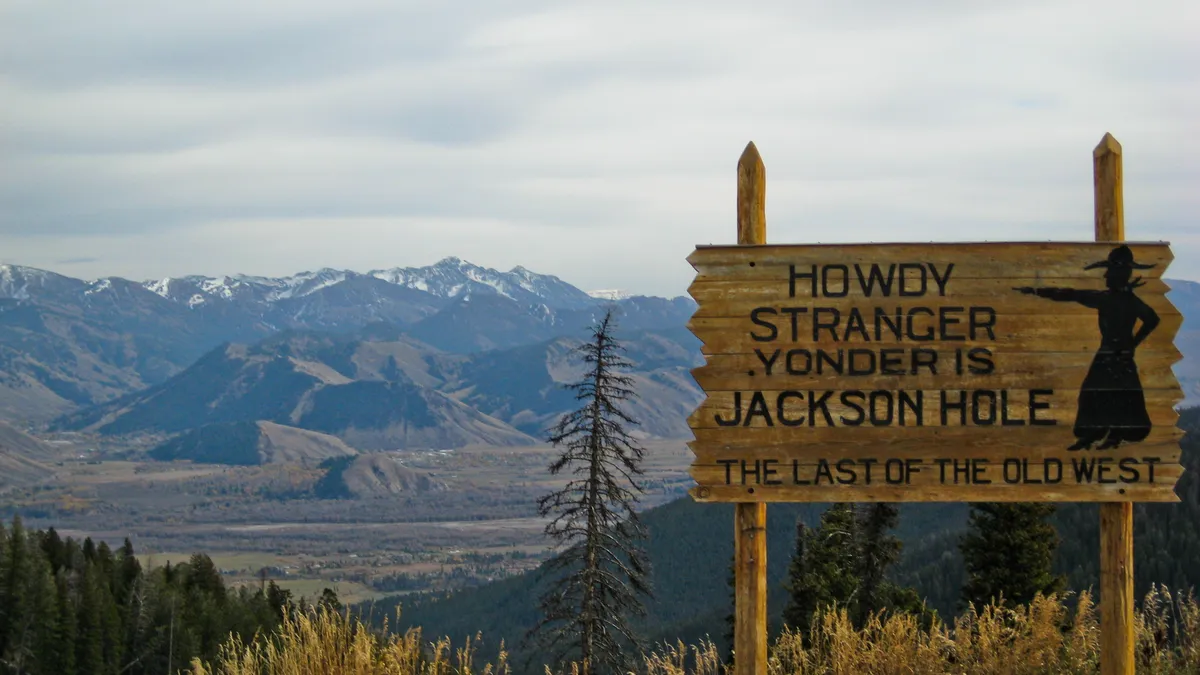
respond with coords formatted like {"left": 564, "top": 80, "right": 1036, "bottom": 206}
{"left": 1, "top": 0, "right": 1197, "bottom": 295}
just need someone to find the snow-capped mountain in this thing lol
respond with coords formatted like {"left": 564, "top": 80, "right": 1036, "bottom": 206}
{"left": 136, "top": 257, "right": 597, "bottom": 311}
{"left": 588, "top": 289, "right": 633, "bottom": 301}
{"left": 368, "top": 257, "right": 596, "bottom": 310}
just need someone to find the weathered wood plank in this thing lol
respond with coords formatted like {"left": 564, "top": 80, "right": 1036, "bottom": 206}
{"left": 689, "top": 422, "right": 1184, "bottom": 445}
{"left": 688, "top": 276, "right": 1175, "bottom": 305}
{"left": 688, "top": 242, "right": 1173, "bottom": 282}
{"left": 689, "top": 435, "right": 1184, "bottom": 465}
{"left": 688, "top": 387, "right": 1183, "bottom": 429}
{"left": 689, "top": 460, "right": 1183, "bottom": 491}
{"left": 692, "top": 353, "right": 1182, "bottom": 391}
{"left": 689, "top": 481, "right": 1181, "bottom": 503}
{"left": 689, "top": 312, "right": 1183, "bottom": 354}
{"left": 688, "top": 290, "right": 1181, "bottom": 319}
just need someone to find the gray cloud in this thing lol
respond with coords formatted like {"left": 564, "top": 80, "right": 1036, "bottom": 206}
{"left": 0, "top": 0, "right": 1197, "bottom": 296}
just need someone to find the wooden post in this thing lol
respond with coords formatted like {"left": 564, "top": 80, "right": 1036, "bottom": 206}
{"left": 1094, "top": 132, "right": 1135, "bottom": 675}
{"left": 734, "top": 141, "right": 768, "bottom": 675}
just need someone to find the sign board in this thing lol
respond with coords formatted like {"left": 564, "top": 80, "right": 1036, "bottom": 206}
{"left": 686, "top": 241, "right": 1184, "bottom": 502}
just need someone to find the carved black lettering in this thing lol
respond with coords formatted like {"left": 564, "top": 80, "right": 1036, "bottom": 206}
{"left": 856, "top": 263, "right": 897, "bottom": 297}
{"left": 808, "top": 390, "right": 835, "bottom": 427}
{"left": 912, "top": 348, "right": 938, "bottom": 375}
{"left": 813, "top": 307, "right": 841, "bottom": 341}
{"left": 941, "top": 390, "right": 968, "bottom": 425}
{"left": 869, "top": 390, "right": 894, "bottom": 426}
{"left": 744, "top": 392, "right": 773, "bottom": 426}
{"left": 750, "top": 307, "right": 778, "bottom": 342}
{"left": 972, "top": 390, "right": 997, "bottom": 425}
{"left": 1021, "top": 458, "right": 1043, "bottom": 483}
{"left": 860, "top": 458, "right": 878, "bottom": 485}
{"left": 875, "top": 307, "right": 903, "bottom": 340}
{"left": 1072, "top": 458, "right": 1097, "bottom": 482}
{"left": 935, "top": 458, "right": 951, "bottom": 482}
{"left": 815, "top": 459, "right": 835, "bottom": 485}
{"left": 740, "top": 459, "right": 762, "bottom": 485}
{"left": 1045, "top": 458, "right": 1063, "bottom": 484}
{"left": 928, "top": 263, "right": 954, "bottom": 295}
{"left": 848, "top": 348, "right": 875, "bottom": 375}
{"left": 844, "top": 307, "right": 869, "bottom": 341}
{"left": 718, "top": 459, "right": 737, "bottom": 484}
{"left": 1029, "top": 389, "right": 1055, "bottom": 426}
{"left": 1145, "top": 457, "right": 1161, "bottom": 482}
{"left": 786, "top": 349, "right": 812, "bottom": 375}
{"left": 969, "top": 306, "right": 997, "bottom": 340}
{"left": 898, "top": 263, "right": 928, "bottom": 296}
{"left": 755, "top": 349, "right": 781, "bottom": 375}
{"left": 840, "top": 390, "right": 866, "bottom": 426}
{"left": 899, "top": 390, "right": 924, "bottom": 426}
{"left": 1003, "top": 458, "right": 1022, "bottom": 484}
{"left": 763, "top": 459, "right": 782, "bottom": 485}
{"left": 822, "top": 264, "right": 850, "bottom": 297}
{"left": 792, "top": 459, "right": 811, "bottom": 485}
{"left": 1118, "top": 458, "right": 1140, "bottom": 483}
{"left": 789, "top": 264, "right": 816, "bottom": 298}
{"left": 715, "top": 392, "right": 742, "bottom": 426}
{"left": 885, "top": 458, "right": 905, "bottom": 484}
{"left": 879, "top": 348, "right": 904, "bottom": 375}
{"left": 906, "top": 307, "right": 935, "bottom": 341}
{"left": 967, "top": 347, "right": 995, "bottom": 375}
{"left": 971, "top": 459, "right": 991, "bottom": 484}
{"left": 781, "top": 307, "right": 807, "bottom": 341}
{"left": 1096, "top": 457, "right": 1117, "bottom": 484}
{"left": 952, "top": 459, "right": 970, "bottom": 484}
{"left": 777, "top": 391, "right": 805, "bottom": 427}
{"left": 1000, "top": 389, "right": 1026, "bottom": 426}
{"left": 904, "top": 458, "right": 922, "bottom": 484}
{"left": 939, "top": 306, "right": 966, "bottom": 341}
{"left": 817, "top": 349, "right": 844, "bottom": 374}
{"left": 835, "top": 459, "right": 858, "bottom": 484}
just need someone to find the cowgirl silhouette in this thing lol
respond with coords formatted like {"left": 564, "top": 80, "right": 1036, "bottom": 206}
{"left": 1015, "top": 245, "right": 1160, "bottom": 450}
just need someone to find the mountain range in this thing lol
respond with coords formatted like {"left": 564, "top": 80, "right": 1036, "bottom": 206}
{"left": 1, "top": 257, "right": 1198, "bottom": 460}
{"left": 0, "top": 258, "right": 700, "bottom": 454}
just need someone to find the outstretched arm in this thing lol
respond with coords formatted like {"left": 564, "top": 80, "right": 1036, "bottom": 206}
{"left": 1013, "top": 286, "right": 1103, "bottom": 308}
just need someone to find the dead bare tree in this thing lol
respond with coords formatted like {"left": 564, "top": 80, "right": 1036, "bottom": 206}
{"left": 525, "top": 308, "right": 652, "bottom": 674}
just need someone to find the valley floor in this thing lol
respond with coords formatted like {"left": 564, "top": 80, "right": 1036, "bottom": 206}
{"left": 0, "top": 433, "right": 695, "bottom": 604}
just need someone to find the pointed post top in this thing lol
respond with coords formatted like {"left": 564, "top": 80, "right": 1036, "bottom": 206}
{"left": 1094, "top": 132, "right": 1122, "bottom": 158}
{"left": 1093, "top": 132, "right": 1124, "bottom": 241}
{"left": 737, "top": 141, "right": 766, "bottom": 245}
{"left": 739, "top": 141, "right": 763, "bottom": 168}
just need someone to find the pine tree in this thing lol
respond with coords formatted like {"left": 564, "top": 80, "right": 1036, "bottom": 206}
{"left": 960, "top": 503, "right": 1066, "bottom": 609}
{"left": 525, "top": 309, "right": 651, "bottom": 675}
{"left": 1, "top": 515, "right": 34, "bottom": 667}
{"left": 853, "top": 503, "right": 902, "bottom": 626}
{"left": 782, "top": 519, "right": 813, "bottom": 634}
{"left": 782, "top": 506, "right": 860, "bottom": 637}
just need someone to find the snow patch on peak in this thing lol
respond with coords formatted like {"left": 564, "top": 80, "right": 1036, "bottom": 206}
{"left": 146, "top": 278, "right": 174, "bottom": 299}
{"left": 84, "top": 279, "right": 113, "bottom": 295}
{"left": 588, "top": 289, "right": 631, "bottom": 301}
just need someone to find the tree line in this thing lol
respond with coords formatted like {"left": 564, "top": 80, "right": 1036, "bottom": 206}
{"left": 0, "top": 517, "right": 337, "bottom": 675}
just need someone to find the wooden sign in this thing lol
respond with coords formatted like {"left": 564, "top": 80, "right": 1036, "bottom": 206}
{"left": 686, "top": 241, "right": 1185, "bottom": 502}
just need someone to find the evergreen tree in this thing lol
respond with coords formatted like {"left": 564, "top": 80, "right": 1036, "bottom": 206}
{"left": 318, "top": 587, "right": 341, "bottom": 612}
{"left": 960, "top": 503, "right": 1066, "bottom": 609}
{"left": 782, "top": 506, "right": 860, "bottom": 637}
{"left": 853, "top": 503, "right": 902, "bottom": 626}
{"left": 51, "top": 569, "right": 77, "bottom": 675}
{"left": 525, "top": 309, "right": 652, "bottom": 675}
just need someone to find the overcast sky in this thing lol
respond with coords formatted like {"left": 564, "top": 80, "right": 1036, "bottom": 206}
{"left": 2, "top": 0, "right": 1197, "bottom": 297}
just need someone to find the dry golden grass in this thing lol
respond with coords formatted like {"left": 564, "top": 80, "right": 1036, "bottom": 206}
{"left": 191, "top": 586, "right": 1199, "bottom": 675}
